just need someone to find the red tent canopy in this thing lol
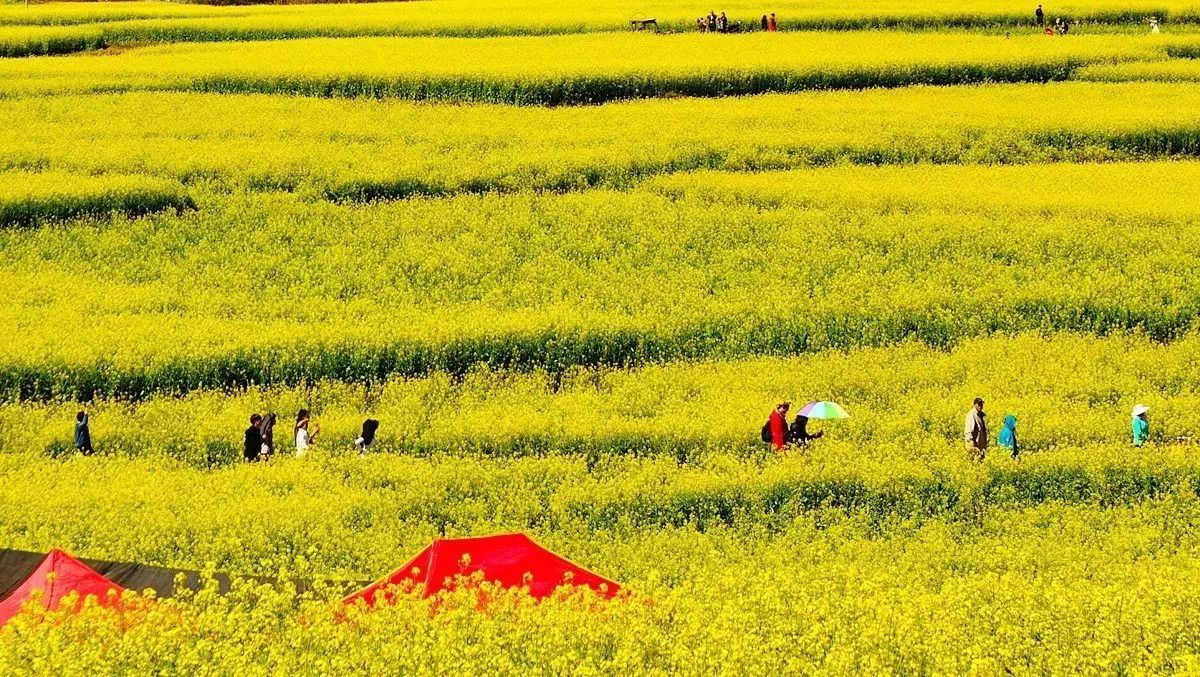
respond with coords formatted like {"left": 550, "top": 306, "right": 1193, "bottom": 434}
{"left": 343, "top": 533, "right": 619, "bottom": 607}
{"left": 0, "top": 549, "right": 123, "bottom": 626}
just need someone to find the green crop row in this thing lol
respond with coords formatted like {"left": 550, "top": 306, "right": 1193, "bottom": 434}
{"left": 0, "top": 171, "right": 192, "bottom": 228}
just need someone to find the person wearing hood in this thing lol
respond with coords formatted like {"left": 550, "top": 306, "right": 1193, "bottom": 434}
{"left": 789, "top": 414, "right": 824, "bottom": 447}
{"left": 997, "top": 414, "right": 1019, "bottom": 459}
{"left": 964, "top": 397, "right": 988, "bottom": 461}
{"left": 1132, "top": 405, "right": 1150, "bottom": 447}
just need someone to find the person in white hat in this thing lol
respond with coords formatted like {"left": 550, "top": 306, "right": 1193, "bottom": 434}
{"left": 1132, "top": 405, "right": 1150, "bottom": 447}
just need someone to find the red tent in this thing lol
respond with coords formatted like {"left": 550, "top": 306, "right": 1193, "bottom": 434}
{"left": 0, "top": 549, "right": 123, "bottom": 626}
{"left": 343, "top": 533, "right": 619, "bottom": 608}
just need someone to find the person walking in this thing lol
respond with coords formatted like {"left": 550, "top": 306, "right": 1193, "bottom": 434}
{"left": 789, "top": 414, "right": 825, "bottom": 447}
{"left": 74, "top": 410, "right": 93, "bottom": 455}
{"left": 1035, "top": 4, "right": 1044, "bottom": 26}
{"left": 1132, "top": 405, "right": 1150, "bottom": 447}
{"left": 762, "top": 402, "right": 791, "bottom": 451}
{"left": 761, "top": 14, "right": 768, "bottom": 30}
{"left": 964, "top": 398, "right": 988, "bottom": 461}
{"left": 295, "top": 409, "right": 319, "bottom": 457}
{"left": 355, "top": 419, "right": 380, "bottom": 454}
{"left": 997, "top": 414, "right": 1019, "bottom": 460}
{"left": 768, "top": 12, "right": 777, "bottom": 31}
{"left": 259, "top": 412, "right": 277, "bottom": 460}
{"left": 244, "top": 413, "right": 264, "bottom": 462}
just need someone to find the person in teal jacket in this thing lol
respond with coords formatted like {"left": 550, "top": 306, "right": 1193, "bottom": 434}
{"left": 1132, "top": 405, "right": 1150, "bottom": 447}
{"left": 997, "top": 414, "right": 1019, "bottom": 459}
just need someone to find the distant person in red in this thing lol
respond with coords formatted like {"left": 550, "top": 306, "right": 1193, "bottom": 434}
{"left": 768, "top": 13, "right": 778, "bottom": 31}
{"left": 763, "top": 401, "right": 791, "bottom": 450}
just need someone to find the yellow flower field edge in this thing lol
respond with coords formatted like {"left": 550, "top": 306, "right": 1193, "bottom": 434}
{"left": 4, "top": 86, "right": 1200, "bottom": 200}
{"left": 0, "top": 171, "right": 193, "bottom": 228}
{"left": 5, "top": 499, "right": 1200, "bottom": 672}
{"left": 0, "top": 32, "right": 1180, "bottom": 104}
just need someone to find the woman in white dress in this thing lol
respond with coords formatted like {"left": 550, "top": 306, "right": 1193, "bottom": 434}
{"left": 294, "top": 408, "right": 320, "bottom": 457}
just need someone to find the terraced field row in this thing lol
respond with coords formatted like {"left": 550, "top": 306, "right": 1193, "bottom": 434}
{"left": 4, "top": 162, "right": 1200, "bottom": 398}
{"left": 0, "top": 0, "right": 1194, "bottom": 59}
{"left": 1, "top": 332, "right": 1196, "bottom": 457}
{"left": 3, "top": 85, "right": 1200, "bottom": 201}
{"left": 0, "top": 32, "right": 1189, "bottom": 103}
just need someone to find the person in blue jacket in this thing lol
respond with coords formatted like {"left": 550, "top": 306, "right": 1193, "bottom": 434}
{"left": 1132, "top": 405, "right": 1150, "bottom": 447}
{"left": 997, "top": 414, "right": 1019, "bottom": 459}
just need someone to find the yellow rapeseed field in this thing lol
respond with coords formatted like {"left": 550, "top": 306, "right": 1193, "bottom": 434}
{"left": 2, "top": 0, "right": 1200, "bottom": 672}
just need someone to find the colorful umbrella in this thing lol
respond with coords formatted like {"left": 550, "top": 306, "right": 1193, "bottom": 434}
{"left": 798, "top": 401, "right": 850, "bottom": 420}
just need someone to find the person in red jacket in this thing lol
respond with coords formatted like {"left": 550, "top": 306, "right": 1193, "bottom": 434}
{"left": 768, "top": 401, "right": 791, "bottom": 450}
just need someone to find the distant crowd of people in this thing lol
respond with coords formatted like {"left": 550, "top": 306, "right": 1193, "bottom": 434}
{"left": 67, "top": 409, "right": 378, "bottom": 460}
{"left": 64, "top": 398, "right": 1158, "bottom": 461}
{"left": 696, "top": 10, "right": 777, "bottom": 33}
{"left": 962, "top": 398, "right": 1150, "bottom": 460}
{"left": 241, "top": 410, "right": 379, "bottom": 461}
{"left": 761, "top": 398, "right": 1155, "bottom": 460}
{"left": 1034, "top": 5, "right": 1073, "bottom": 35}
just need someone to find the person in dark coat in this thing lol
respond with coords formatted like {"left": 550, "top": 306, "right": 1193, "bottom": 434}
{"left": 259, "top": 412, "right": 277, "bottom": 460}
{"left": 74, "top": 411, "right": 93, "bottom": 455}
{"left": 1035, "top": 4, "right": 1044, "bottom": 26}
{"left": 789, "top": 415, "right": 825, "bottom": 447}
{"left": 761, "top": 14, "right": 769, "bottom": 30}
{"left": 244, "top": 413, "right": 263, "bottom": 462}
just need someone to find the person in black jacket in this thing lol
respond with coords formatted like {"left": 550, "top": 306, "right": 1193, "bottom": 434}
{"left": 788, "top": 415, "right": 824, "bottom": 447}
{"left": 244, "top": 413, "right": 264, "bottom": 462}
